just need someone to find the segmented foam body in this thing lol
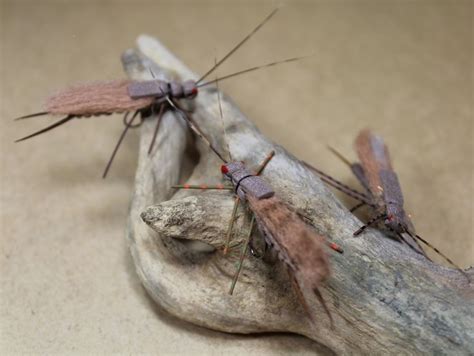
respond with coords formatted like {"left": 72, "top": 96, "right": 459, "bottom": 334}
{"left": 221, "top": 162, "right": 274, "bottom": 201}
{"left": 127, "top": 80, "right": 197, "bottom": 100}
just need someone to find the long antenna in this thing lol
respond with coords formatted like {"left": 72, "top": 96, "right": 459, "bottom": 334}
{"left": 197, "top": 55, "right": 309, "bottom": 88}
{"left": 353, "top": 213, "right": 387, "bottom": 236}
{"left": 393, "top": 231, "right": 428, "bottom": 258}
{"left": 405, "top": 230, "right": 469, "bottom": 281}
{"left": 214, "top": 57, "right": 232, "bottom": 162}
{"left": 102, "top": 110, "right": 139, "bottom": 178}
{"left": 229, "top": 215, "right": 255, "bottom": 295}
{"left": 327, "top": 145, "right": 352, "bottom": 167}
{"left": 166, "top": 97, "right": 228, "bottom": 163}
{"left": 14, "top": 112, "right": 49, "bottom": 120}
{"left": 148, "top": 103, "right": 165, "bottom": 155}
{"left": 302, "top": 161, "right": 372, "bottom": 204}
{"left": 196, "top": 7, "right": 279, "bottom": 84}
{"left": 15, "top": 115, "right": 74, "bottom": 142}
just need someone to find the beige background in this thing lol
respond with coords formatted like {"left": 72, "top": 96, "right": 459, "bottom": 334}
{"left": 1, "top": 0, "right": 472, "bottom": 354}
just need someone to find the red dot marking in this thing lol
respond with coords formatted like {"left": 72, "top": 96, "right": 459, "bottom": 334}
{"left": 329, "top": 242, "right": 343, "bottom": 253}
{"left": 221, "top": 165, "right": 228, "bottom": 174}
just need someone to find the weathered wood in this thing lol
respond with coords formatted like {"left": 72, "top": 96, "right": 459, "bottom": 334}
{"left": 123, "top": 35, "right": 474, "bottom": 355}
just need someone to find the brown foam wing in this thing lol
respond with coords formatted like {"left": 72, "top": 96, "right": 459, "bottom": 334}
{"left": 354, "top": 129, "right": 393, "bottom": 200}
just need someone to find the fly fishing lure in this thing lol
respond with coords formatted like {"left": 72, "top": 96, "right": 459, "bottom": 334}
{"left": 303, "top": 129, "right": 468, "bottom": 279}
{"left": 170, "top": 83, "right": 343, "bottom": 325}
{"left": 15, "top": 8, "right": 306, "bottom": 178}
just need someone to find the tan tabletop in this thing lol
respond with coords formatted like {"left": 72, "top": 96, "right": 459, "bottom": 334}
{"left": 1, "top": 1, "right": 472, "bottom": 354}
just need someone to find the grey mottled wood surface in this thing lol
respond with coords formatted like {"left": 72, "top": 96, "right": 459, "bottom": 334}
{"left": 124, "top": 35, "right": 473, "bottom": 355}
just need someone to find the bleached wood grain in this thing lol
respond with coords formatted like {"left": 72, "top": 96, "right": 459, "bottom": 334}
{"left": 123, "top": 35, "right": 473, "bottom": 355}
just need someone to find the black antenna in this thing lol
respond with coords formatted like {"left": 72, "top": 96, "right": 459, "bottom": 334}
{"left": 165, "top": 97, "right": 228, "bottom": 163}
{"left": 214, "top": 57, "right": 232, "bottom": 162}
{"left": 14, "top": 112, "right": 49, "bottom": 120}
{"left": 327, "top": 145, "right": 352, "bottom": 167}
{"left": 302, "top": 161, "right": 372, "bottom": 204}
{"left": 197, "top": 55, "right": 309, "bottom": 88}
{"left": 353, "top": 213, "right": 387, "bottom": 236}
{"left": 102, "top": 111, "right": 140, "bottom": 178}
{"left": 405, "top": 230, "right": 469, "bottom": 280}
{"left": 196, "top": 8, "right": 279, "bottom": 84}
{"left": 15, "top": 115, "right": 74, "bottom": 142}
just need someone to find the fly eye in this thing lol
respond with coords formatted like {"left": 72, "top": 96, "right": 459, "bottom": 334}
{"left": 221, "top": 165, "right": 229, "bottom": 174}
{"left": 191, "top": 88, "right": 198, "bottom": 97}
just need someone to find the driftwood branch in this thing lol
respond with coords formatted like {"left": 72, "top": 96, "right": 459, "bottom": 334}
{"left": 123, "top": 35, "right": 474, "bottom": 354}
